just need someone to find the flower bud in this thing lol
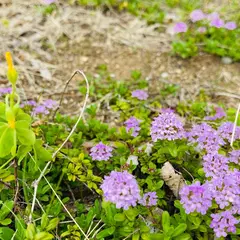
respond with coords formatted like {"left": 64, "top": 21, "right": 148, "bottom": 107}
{"left": 5, "top": 52, "right": 18, "bottom": 85}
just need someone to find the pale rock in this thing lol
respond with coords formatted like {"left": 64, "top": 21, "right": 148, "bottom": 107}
{"left": 221, "top": 57, "right": 232, "bottom": 64}
{"left": 145, "top": 143, "right": 153, "bottom": 156}
{"left": 127, "top": 155, "right": 138, "bottom": 165}
{"left": 161, "top": 72, "right": 169, "bottom": 78}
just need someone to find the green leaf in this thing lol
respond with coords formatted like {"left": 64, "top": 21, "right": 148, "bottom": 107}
{"left": 172, "top": 223, "right": 187, "bottom": 237}
{"left": 124, "top": 208, "right": 138, "bottom": 221}
{"left": 0, "top": 127, "right": 15, "bottom": 157}
{"left": 0, "top": 170, "right": 11, "bottom": 179}
{"left": 0, "top": 218, "right": 11, "bottom": 226}
{"left": 0, "top": 103, "right": 6, "bottom": 121}
{"left": 16, "top": 128, "right": 35, "bottom": 145}
{"left": 149, "top": 233, "right": 164, "bottom": 240}
{"left": 17, "top": 145, "right": 32, "bottom": 165}
{"left": 16, "top": 112, "right": 31, "bottom": 123}
{"left": 0, "top": 123, "right": 8, "bottom": 136}
{"left": 0, "top": 227, "right": 14, "bottom": 240}
{"left": 199, "top": 225, "right": 208, "bottom": 232}
{"left": 15, "top": 214, "right": 26, "bottom": 240}
{"left": 188, "top": 215, "right": 201, "bottom": 227}
{"left": 45, "top": 218, "right": 59, "bottom": 231}
{"left": 162, "top": 211, "right": 170, "bottom": 232}
{"left": 26, "top": 223, "right": 36, "bottom": 239}
{"left": 132, "top": 232, "right": 140, "bottom": 240}
{"left": 34, "top": 232, "right": 54, "bottom": 240}
{"left": 175, "top": 233, "right": 191, "bottom": 240}
{"left": 114, "top": 213, "right": 125, "bottom": 222}
{"left": 33, "top": 140, "right": 52, "bottom": 162}
{"left": 85, "top": 208, "right": 94, "bottom": 229}
{"left": 2, "top": 175, "right": 15, "bottom": 182}
{"left": 168, "top": 144, "right": 178, "bottom": 157}
{"left": 155, "top": 180, "right": 164, "bottom": 190}
{"left": 41, "top": 213, "right": 49, "bottom": 230}
{"left": 0, "top": 201, "right": 14, "bottom": 221}
{"left": 96, "top": 226, "right": 115, "bottom": 239}
{"left": 103, "top": 202, "right": 115, "bottom": 224}
{"left": 15, "top": 120, "right": 30, "bottom": 129}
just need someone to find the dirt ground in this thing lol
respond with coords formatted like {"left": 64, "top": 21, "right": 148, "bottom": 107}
{"left": 0, "top": 1, "right": 240, "bottom": 112}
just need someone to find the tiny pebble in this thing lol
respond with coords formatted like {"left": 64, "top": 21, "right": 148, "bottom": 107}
{"left": 161, "top": 72, "right": 169, "bottom": 78}
{"left": 221, "top": 57, "right": 232, "bottom": 64}
{"left": 175, "top": 69, "right": 182, "bottom": 74}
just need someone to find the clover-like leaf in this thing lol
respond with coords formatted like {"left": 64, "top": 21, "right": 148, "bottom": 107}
{"left": 17, "top": 145, "right": 32, "bottom": 165}
{"left": 16, "top": 128, "right": 35, "bottom": 146}
{"left": 0, "top": 127, "right": 16, "bottom": 157}
{"left": 0, "top": 103, "right": 6, "bottom": 121}
{"left": 16, "top": 112, "right": 31, "bottom": 123}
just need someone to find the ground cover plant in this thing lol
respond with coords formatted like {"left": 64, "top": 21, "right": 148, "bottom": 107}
{"left": 0, "top": 50, "right": 239, "bottom": 240}
{"left": 172, "top": 9, "right": 240, "bottom": 60}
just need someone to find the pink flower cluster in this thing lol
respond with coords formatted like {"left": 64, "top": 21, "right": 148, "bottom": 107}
{"left": 20, "top": 99, "right": 58, "bottom": 116}
{"left": 182, "top": 120, "right": 240, "bottom": 238}
{"left": 174, "top": 10, "right": 237, "bottom": 33}
{"left": 42, "top": 0, "right": 56, "bottom": 5}
{"left": 90, "top": 142, "right": 113, "bottom": 161}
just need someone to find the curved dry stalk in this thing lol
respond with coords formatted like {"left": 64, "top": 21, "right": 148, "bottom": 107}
{"left": 29, "top": 70, "right": 89, "bottom": 225}
{"left": 52, "top": 70, "right": 84, "bottom": 120}
{"left": 29, "top": 152, "right": 89, "bottom": 239}
{"left": 230, "top": 102, "right": 240, "bottom": 148}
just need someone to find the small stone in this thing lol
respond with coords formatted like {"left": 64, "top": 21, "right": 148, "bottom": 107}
{"left": 80, "top": 56, "right": 88, "bottom": 62}
{"left": 161, "top": 72, "right": 169, "bottom": 78}
{"left": 221, "top": 57, "right": 233, "bottom": 64}
{"left": 127, "top": 155, "right": 138, "bottom": 165}
{"left": 175, "top": 69, "right": 182, "bottom": 74}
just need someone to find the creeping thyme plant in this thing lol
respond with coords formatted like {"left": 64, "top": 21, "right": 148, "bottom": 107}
{"left": 172, "top": 9, "right": 240, "bottom": 60}
{"left": 0, "top": 51, "right": 240, "bottom": 240}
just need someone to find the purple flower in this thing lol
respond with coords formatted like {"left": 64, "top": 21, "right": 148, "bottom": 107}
{"left": 139, "top": 192, "right": 158, "bottom": 207}
{"left": 218, "top": 122, "right": 240, "bottom": 143}
{"left": 197, "top": 27, "right": 207, "bottom": 33}
{"left": 187, "top": 123, "right": 224, "bottom": 153}
{"left": 205, "top": 107, "right": 226, "bottom": 121}
{"left": 21, "top": 100, "right": 37, "bottom": 108}
{"left": 90, "top": 142, "right": 113, "bottom": 161}
{"left": 174, "top": 22, "right": 188, "bottom": 33}
{"left": 230, "top": 170, "right": 240, "bottom": 214}
{"left": 161, "top": 108, "right": 174, "bottom": 113}
{"left": 42, "top": 99, "right": 58, "bottom": 109}
{"left": 208, "top": 172, "right": 240, "bottom": 209}
{"left": 229, "top": 150, "right": 240, "bottom": 164}
{"left": 124, "top": 117, "right": 140, "bottom": 137}
{"left": 0, "top": 87, "right": 12, "bottom": 96}
{"left": 210, "top": 211, "right": 239, "bottom": 238}
{"left": 190, "top": 9, "right": 205, "bottom": 22}
{"left": 203, "top": 154, "right": 229, "bottom": 178}
{"left": 42, "top": 0, "right": 56, "bottom": 5}
{"left": 131, "top": 90, "right": 148, "bottom": 100}
{"left": 27, "top": 100, "right": 37, "bottom": 106}
{"left": 33, "top": 105, "right": 49, "bottom": 115}
{"left": 180, "top": 181, "right": 212, "bottom": 215}
{"left": 207, "top": 12, "right": 219, "bottom": 21}
{"left": 151, "top": 111, "right": 185, "bottom": 141}
{"left": 225, "top": 21, "right": 237, "bottom": 30}
{"left": 101, "top": 171, "right": 141, "bottom": 210}
{"left": 210, "top": 18, "right": 224, "bottom": 28}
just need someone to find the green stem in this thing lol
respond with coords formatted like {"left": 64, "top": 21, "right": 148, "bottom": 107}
{"left": 46, "top": 171, "right": 64, "bottom": 214}
{"left": 23, "top": 157, "right": 30, "bottom": 208}
{"left": 0, "top": 156, "right": 15, "bottom": 170}
{"left": 10, "top": 85, "right": 16, "bottom": 109}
